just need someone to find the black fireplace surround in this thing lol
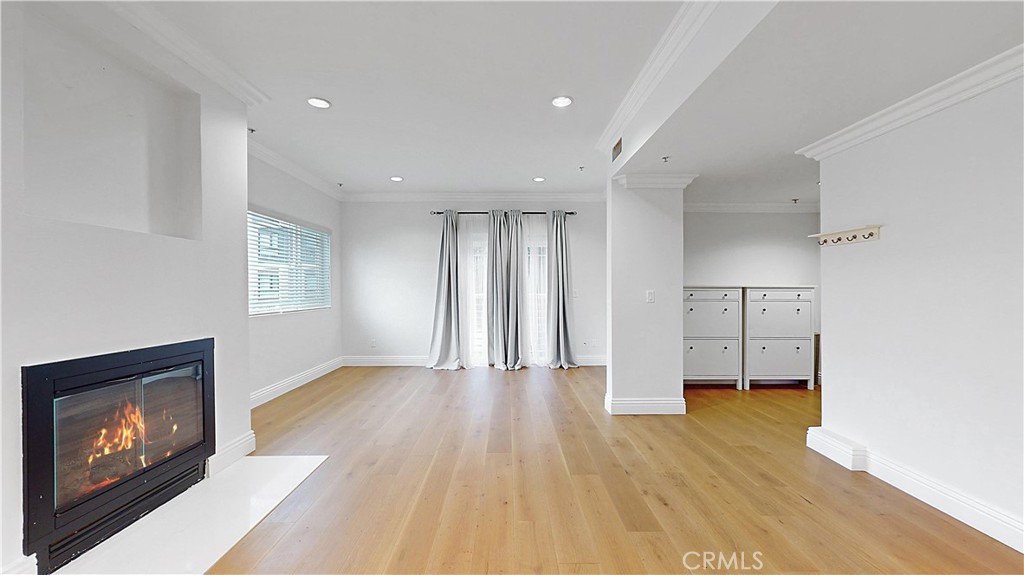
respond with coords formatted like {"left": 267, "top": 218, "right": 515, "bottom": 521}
{"left": 23, "top": 338, "right": 216, "bottom": 574}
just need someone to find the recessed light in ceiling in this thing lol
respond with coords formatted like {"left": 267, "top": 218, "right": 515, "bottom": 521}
{"left": 551, "top": 96, "right": 573, "bottom": 108}
{"left": 307, "top": 97, "right": 332, "bottom": 109}
{"left": 533, "top": 177, "right": 546, "bottom": 182}
{"left": 390, "top": 176, "right": 404, "bottom": 182}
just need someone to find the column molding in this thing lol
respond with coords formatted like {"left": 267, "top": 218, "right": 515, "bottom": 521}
{"left": 612, "top": 173, "right": 698, "bottom": 190}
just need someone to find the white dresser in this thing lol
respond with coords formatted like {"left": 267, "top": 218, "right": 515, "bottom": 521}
{"left": 683, "top": 287, "right": 743, "bottom": 389}
{"left": 744, "top": 287, "right": 814, "bottom": 390}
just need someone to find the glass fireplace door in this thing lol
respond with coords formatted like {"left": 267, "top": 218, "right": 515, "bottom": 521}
{"left": 53, "top": 362, "right": 204, "bottom": 511}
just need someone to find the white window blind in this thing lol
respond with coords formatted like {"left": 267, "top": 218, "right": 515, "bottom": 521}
{"left": 247, "top": 211, "right": 331, "bottom": 315}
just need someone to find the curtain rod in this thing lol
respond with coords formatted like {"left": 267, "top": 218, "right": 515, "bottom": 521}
{"left": 430, "top": 210, "right": 577, "bottom": 216}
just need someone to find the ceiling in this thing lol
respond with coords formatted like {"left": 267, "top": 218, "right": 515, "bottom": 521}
{"left": 150, "top": 1, "right": 681, "bottom": 198}
{"left": 622, "top": 1, "right": 1024, "bottom": 205}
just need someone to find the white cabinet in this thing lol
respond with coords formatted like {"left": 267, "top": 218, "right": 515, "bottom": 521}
{"left": 744, "top": 287, "right": 814, "bottom": 390}
{"left": 683, "top": 287, "right": 742, "bottom": 389}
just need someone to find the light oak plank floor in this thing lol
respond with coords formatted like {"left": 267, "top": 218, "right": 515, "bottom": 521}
{"left": 209, "top": 367, "right": 1023, "bottom": 574}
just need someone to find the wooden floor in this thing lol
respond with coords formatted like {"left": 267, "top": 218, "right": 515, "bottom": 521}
{"left": 209, "top": 367, "right": 1022, "bottom": 574}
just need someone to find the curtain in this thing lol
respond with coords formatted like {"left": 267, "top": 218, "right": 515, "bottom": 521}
{"left": 547, "top": 210, "right": 578, "bottom": 369}
{"left": 426, "top": 210, "right": 462, "bottom": 369}
{"left": 487, "top": 210, "right": 524, "bottom": 370}
{"left": 457, "top": 214, "right": 489, "bottom": 367}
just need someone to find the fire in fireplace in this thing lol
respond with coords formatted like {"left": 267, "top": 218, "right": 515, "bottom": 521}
{"left": 23, "top": 339, "right": 215, "bottom": 575}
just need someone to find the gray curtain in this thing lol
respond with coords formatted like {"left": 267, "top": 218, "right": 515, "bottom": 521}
{"left": 426, "top": 210, "right": 462, "bottom": 370}
{"left": 487, "top": 210, "right": 524, "bottom": 370}
{"left": 547, "top": 210, "right": 578, "bottom": 369}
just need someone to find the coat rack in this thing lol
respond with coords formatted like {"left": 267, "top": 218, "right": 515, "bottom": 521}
{"left": 809, "top": 224, "right": 881, "bottom": 247}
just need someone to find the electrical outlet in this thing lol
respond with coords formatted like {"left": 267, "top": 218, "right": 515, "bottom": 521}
{"left": 645, "top": 290, "right": 655, "bottom": 303}
{"left": 370, "top": 338, "right": 377, "bottom": 348}
{"left": 573, "top": 289, "right": 579, "bottom": 298}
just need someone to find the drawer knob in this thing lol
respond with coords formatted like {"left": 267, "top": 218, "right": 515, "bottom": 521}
{"left": 797, "top": 308, "right": 801, "bottom": 313}
{"left": 762, "top": 346, "right": 767, "bottom": 350}
{"left": 762, "top": 308, "right": 766, "bottom": 313}
{"left": 688, "top": 308, "right": 693, "bottom": 312}
{"left": 688, "top": 346, "right": 693, "bottom": 350}
{"left": 796, "top": 346, "right": 801, "bottom": 350}
{"left": 762, "top": 293, "right": 767, "bottom": 298}
{"left": 723, "top": 308, "right": 728, "bottom": 313}
{"left": 722, "top": 293, "right": 727, "bottom": 298}
{"left": 723, "top": 346, "right": 729, "bottom": 350}
{"left": 688, "top": 293, "right": 693, "bottom": 297}
{"left": 797, "top": 294, "right": 802, "bottom": 299}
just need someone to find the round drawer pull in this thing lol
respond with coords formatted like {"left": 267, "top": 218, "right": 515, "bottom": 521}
{"left": 762, "top": 293, "right": 767, "bottom": 298}
{"left": 796, "top": 346, "right": 801, "bottom": 350}
{"left": 762, "top": 308, "right": 766, "bottom": 313}
{"left": 688, "top": 308, "right": 693, "bottom": 312}
{"left": 797, "top": 308, "right": 801, "bottom": 313}
{"left": 688, "top": 293, "right": 694, "bottom": 297}
{"left": 688, "top": 346, "right": 693, "bottom": 350}
{"left": 723, "top": 346, "right": 729, "bottom": 350}
{"left": 723, "top": 308, "right": 728, "bottom": 313}
{"left": 797, "top": 294, "right": 802, "bottom": 299}
{"left": 761, "top": 346, "right": 767, "bottom": 350}
{"left": 722, "top": 293, "right": 728, "bottom": 298}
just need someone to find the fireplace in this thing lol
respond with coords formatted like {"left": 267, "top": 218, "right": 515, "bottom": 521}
{"left": 23, "top": 339, "right": 216, "bottom": 574}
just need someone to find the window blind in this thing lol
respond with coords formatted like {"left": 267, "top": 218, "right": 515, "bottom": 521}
{"left": 247, "top": 211, "right": 331, "bottom": 315}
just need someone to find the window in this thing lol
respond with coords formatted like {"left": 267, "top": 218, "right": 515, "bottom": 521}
{"left": 247, "top": 211, "right": 331, "bottom": 315}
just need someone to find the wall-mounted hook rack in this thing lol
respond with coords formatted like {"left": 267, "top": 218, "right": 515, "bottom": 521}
{"left": 809, "top": 224, "right": 881, "bottom": 247}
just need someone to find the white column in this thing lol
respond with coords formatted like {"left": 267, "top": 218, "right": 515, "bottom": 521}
{"left": 605, "top": 173, "right": 696, "bottom": 415}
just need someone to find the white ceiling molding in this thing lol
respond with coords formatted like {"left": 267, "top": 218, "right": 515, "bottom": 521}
{"left": 613, "top": 173, "right": 698, "bottom": 190}
{"left": 341, "top": 190, "right": 606, "bottom": 204}
{"left": 595, "top": 2, "right": 719, "bottom": 153}
{"left": 685, "top": 202, "right": 820, "bottom": 214}
{"left": 796, "top": 43, "right": 1023, "bottom": 161}
{"left": 106, "top": 2, "right": 270, "bottom": 107}
{"left": 248, "top": 140, "right": 345, "bottom": 202}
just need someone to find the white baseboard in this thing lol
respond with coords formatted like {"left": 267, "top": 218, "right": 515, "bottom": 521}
{"left": 207, "top": 430, "right": 256, "bottom": 477}
{"left": 806, "top": 426, "right": 867, "bottom": 470}
{"left": 250, "top": 356, "right": 345, "bottom": 408}
{"left": 575, "top": 355, "right": 606, "bottom": 366}
{"left": 342, "top": 355, "right": 428, "bottom": 366}
{"left": 807, "top": 427, "right": 1023, "bottom": 553}
{"left": 2, "top": 554, "right": 35, "bottom": 575}
{"left": 604, "top": 395, "right": 686, "bottom": 415}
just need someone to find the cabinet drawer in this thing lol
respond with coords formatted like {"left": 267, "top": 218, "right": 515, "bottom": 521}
{"left": 748, "top": 289, "right": 812, "bottom": 302}
{"left": 747, "top": 339, "right": 812, "bottom": 377}
{"left": 685, "top": 289, "right": 739, "bottom": 301}
{"left": 747, "top": 302, "right": 811, "bottom": 338}
{"left": 684, "top": 302, "right": 740, "bottom": 337}
{"left": 684, "top": 340, "right": 740, "bottom": 377}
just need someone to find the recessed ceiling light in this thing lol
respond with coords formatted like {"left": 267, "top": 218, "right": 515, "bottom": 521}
{"left": 390, "top": 176, "right": 404, "bottom": 182}
{"left": 307, "top": 97, "right": 332, "bottom": 109}
{"left": 551, "top": 96, "right": 573, "bottom": 108}
{"left": 533, "top": 177, "right": 546, "bottom": 182}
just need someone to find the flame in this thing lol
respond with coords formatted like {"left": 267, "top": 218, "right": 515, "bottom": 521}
{"left": 87, "top": 399, "right": 148, "bottom": 466}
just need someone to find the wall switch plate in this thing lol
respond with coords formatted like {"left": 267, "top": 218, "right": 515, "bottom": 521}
{"left": 645, "top": 290, "right": 655, "bottom": 303}
{"left": 370, "top": 338, "right": 377, "bottom": 348}
{"left": 573, "top": 289, "right": 579, "bottom": 298}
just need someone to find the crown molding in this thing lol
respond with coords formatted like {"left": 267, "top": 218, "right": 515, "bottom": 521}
{"left": 248, "top": 140, "right": 345, "bottom": 202}
{"left": 613, "top": 173, "right": 698, "bottom": 190}
{"left": 797, "top": 44, "right": 1023, "bottom": 161}
{"left": 341, "top": 190, "right": 606, "bottom": 204}
{"left": 685, "top": 202, "right": 819, "bottom": 214}
{"left": 106, "top": 2, "right": 270, "bottom": 107}
{"left": 596, "top": 2, "right": 719, "bottom": 153}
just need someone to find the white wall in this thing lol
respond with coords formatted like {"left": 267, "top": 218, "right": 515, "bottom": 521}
{"left": 683, "top": 211, "right": 821, "bottom": 331}
{"left": 2, "top": 5, "right": 253, "bottom": 570}
{"left": 818, "top": 79, "right": 1022, "bottom": 549}
{"left": 338, "top": 200, "right": 606, "bottom": 364}
{"left": 606, "top": 179, "right": 684, "bottom": 413}
{"left": 247, "top": 156, "right": 344, "bottom": 405}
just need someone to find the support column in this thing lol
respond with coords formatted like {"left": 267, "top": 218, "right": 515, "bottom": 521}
{"left": 605, "top": 173, "right": 696, "bottom": 415}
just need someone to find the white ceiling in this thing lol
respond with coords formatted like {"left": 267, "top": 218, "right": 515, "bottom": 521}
{"left": 622, "top": 1, "right": 1024, "bottom": 205}
{"left": 150, "top": 1, "right": 681, "bottom": 198}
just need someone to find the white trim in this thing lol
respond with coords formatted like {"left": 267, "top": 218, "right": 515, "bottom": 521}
{"left": 613, "top": 173, "right": 698, "bottom": 190}
{"left": 807, "top": 427, "right": 1024, "bottom": 552}
{"left": 341, "top": 190, "right": 605, "bottom": 204}
{"left": 343, "top": 355, "right": 429, "bottom": 367}
{"left": 596, "top": 2, "right": 719, "bottom": 152}
{"left": 806, "top": 427, "right": 867, "bottom": 470}
{"left": 797, "top": 44, "right": 1024, "bottom": 160}
{"left": 248, "top": 140, "right": 344, "bottom": 202}
{"left": 106, "top": 3, "right": 269, "bottom": 107}
{"left": 575, "top": 355, "right": 606, "bottom": 366}
{"left": 250, "top": 356, "right": 345, "bottom": 408}
{"left": 207, "top": 430, "right": 256, "bottom": 477}
{"left": 604, "top": 395, "right": 686, "bottom": 415}
{"left": 1, "top": 555, "right": 36, "bottom": 575}
{"left": 685, "top": 202, "right": 820, "bottom": 214}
